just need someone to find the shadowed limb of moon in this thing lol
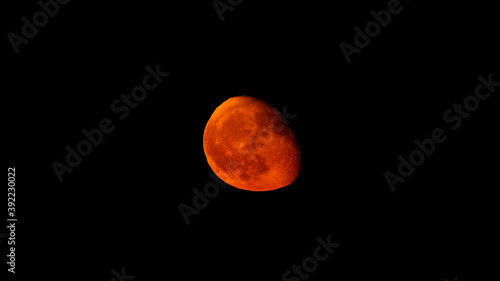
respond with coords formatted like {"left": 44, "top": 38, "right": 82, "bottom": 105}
{"left": 203, "top": 96, "right": 301, "bottom": 192}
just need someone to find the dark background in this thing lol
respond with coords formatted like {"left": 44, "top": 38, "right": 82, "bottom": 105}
{"left": 3, "top": 0, "right": 498, "bottom": 280}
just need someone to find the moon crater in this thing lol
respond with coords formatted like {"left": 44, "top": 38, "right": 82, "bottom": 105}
{"left": 203, "top": 96, "right": 301, "bottom": 191}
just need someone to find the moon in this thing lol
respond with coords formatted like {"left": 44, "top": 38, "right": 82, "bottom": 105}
{"left": 203, "top": 96, "right": 301, "bottom": 192}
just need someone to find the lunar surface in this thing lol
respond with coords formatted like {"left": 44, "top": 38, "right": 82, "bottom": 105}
{"left": 203, "top": 96, "right": 301, "bottom": 191}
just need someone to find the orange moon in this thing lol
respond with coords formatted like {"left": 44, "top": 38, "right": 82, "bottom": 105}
{"left": 203, "top": 96, "right": 301, "bottom": 192}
